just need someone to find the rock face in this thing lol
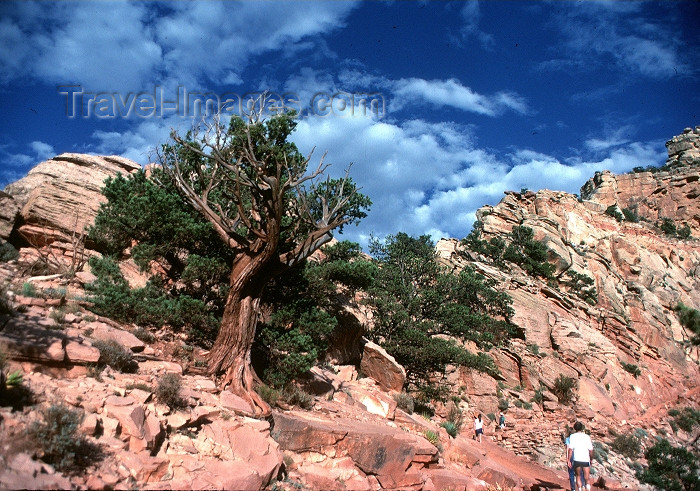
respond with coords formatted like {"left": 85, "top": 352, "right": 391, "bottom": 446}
{"left": 3, "top": 153, "right": 140, "bottom": 248}
{"left": 580, "top": 128, "right": 700, "bottom": 236}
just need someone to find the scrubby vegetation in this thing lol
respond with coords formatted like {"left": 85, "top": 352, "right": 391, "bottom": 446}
{"left": 463, "top": 224, "right": 555, "bottom": 280}
{"left": 27, "top": 404, "right": 101, "bottom": 473}
{"left": 560, "top": 269, "right": 598, "bottom": 305}
{"left": 637, "top": 438, "right": 699, "bottom": 491}
{"left": 658, "top": 217, "right": 692, "bottom": 239}
{"left": 156, "top": 373, "right": 186, "bottom": 409}
{"left": 552, "top": 374, "right": 577, "bottom": 405}
{"left": 621, "top": 361, "right": 642, "bottom": 378}
{"left": 674, "top": 303, "right": 700, "bottom": 347}
{"left": 91, "top": 339, "right": 137, "bottom": 373}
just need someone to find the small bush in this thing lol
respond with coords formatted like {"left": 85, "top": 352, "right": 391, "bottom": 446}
{"left": 282, "top": 385, "right": 314, "bottom": 410}
{"left": 0, "top": 240, "right": 19, "bottom": 262}
{"left": 424, "top": 429, "right": 440, "bottom": 446}
{"left": 668, "top": 406, "right": 700, "bottom": 433}
{"left": 28, "top": 404, "right": 100, "bottom": 472}
{"left": 21, "top": 282, "right": 38, "bottom": 297}
{"left": 132, "top": 327, "right": 155, "bottom": 343}
{"left": 126, "top": 382, "right": 152, "bottom": 392}
{"left": 445, "top": 400, "right": 463, "bottom": 430}
{"left": 5, "top": 371, "right": 23, "bottom": 387}
{"left": 621, "top": 361, "right": 641, "bottom": 378}
{"left": 256, "top": 384, "right": 282, "bottom": 407}
{"left": 605, "top": 205, "right": 624, "bottom": 222}
{"left": 156, "top": 373, "right": 185, "bottom": 409}
{"left": 393, "top": 391, "right": 415, "bottom": 414}
{"left": 526, "top": 343, "right": 540, "bottom": 355}
{"left": 552, "top": 374, "right": 577, "bottom": 404}
{"left": 441, "top": 421, "right": 459, "bottom": 438}
{"left": 531, "top": 390, "right": 544, "bottom": 405}
{"left": 622, "top": 208, "right": 639, "bottom": 223}
{"left": 92, "top": 339, "right": 137, "bottom": 373}
{"left": 498, "top": 398, "right": 510, "bottom": 411}
{"left": 611, "top": 432, "right": 642, "bottom": 459}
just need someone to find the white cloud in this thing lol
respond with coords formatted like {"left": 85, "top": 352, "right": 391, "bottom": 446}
{"left": 459, "top": 1, "right": 494, "bottom": 50}
{"left": 0, "top": 1, "right": 359, "bottom": 92}
{"left": 392, "top": 78, "right": 528, "bottom": 116}
{"left": 550, "top": 3, "right": 687, "bottom": 79}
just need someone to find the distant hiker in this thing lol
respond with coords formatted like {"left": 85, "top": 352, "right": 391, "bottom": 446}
{"left": 498, "top": 411, "right": 506, "bottom": 429}
{"left": 567, "top": 421, "right": 593, "bottom": 491}
{"left": 474, "top": 413, "right": 483, "bottom": 443}
{"left": 565, "top": 429, "right": 586, "bottom": 491}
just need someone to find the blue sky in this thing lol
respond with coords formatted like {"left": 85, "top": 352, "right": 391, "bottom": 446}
{"left": 1, "top": 1, "right": 698, "bottom": 248}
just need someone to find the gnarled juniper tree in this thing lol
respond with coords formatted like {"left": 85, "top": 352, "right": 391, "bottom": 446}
{"left": 155, "top": 104, "right": 370, "bottom": 416}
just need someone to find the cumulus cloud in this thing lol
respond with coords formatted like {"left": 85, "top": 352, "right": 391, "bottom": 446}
{"left": 0, "top": 1, "right": 359, "bottom": 92}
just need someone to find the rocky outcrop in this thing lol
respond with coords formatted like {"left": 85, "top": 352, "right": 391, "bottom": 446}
{"left": 580, "top": 127, "right": 700, "bottom": 235}
{"left": 3, "top": 153, "right": 140, "bottom": 249}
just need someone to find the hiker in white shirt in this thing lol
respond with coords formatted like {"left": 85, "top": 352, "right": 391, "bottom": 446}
{"left": 567, "top": 421, "right": 593, "bottom": 491}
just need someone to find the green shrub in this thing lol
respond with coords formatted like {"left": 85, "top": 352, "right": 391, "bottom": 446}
{"left": 86, "top": 256, "right": 219, "bottom": 346}
{"left": 156, "top": 373, "right": 185, "bottom": 409}
{"left": 611, "top": 432, "right": 642, "bottom": 459}
{"left": 424, "top": 429, "right": 440, "bottom": 446}
{"left": 132, "top": 327, "right": 155, "bottom": 343}
{"left": 526, "top": 343, "right": 540, "bottom": 355}
{"left": 393, "top": 392, "right": 415, "bottom": 414}
{"left": 658, "top": 217, "right": 677, "bottom": 236}
{"left": 637, "top": 439, "right": 699, "bottom": 491}
{"left": 498, "top": 398, "right": 510, "bottom": 411}
{"left": 560, "top": 270, "right": 598, "bottom": 305}
{"left": 605, "top": 205, "right": 624, "bottom": 222}
{"left": 126, "top": 382, "right": 152, "bottom": 392}
{"left": 0, "top": 240, "right": 19, "bottom": 262}
{"left": 21, "top": 282, "right": 38, "bottom": 297}
{"left": 282, "top": 385, "right": 314, "bottom": 410}
{"left": 440, "top": 421, "right": 459, "bottom": 438}
{"left": 668, "top": 406, "right": 700, "bottom": 433}
{"left": 445, "top": 400, "right": 463, "bottom": 430}
{"left": 621, "top": 361, "right": 641, "bottom": 378}
{"left": 92, "top": 339, "right": 137, "bottom": 373}
{"left": 674, "top": 303, "right": 700, "bottom": 347}
{"left": 256, "top": 384, "right": 282, "bottom": 407}
{"left": 531, "top": 387, "right": 545, "bottom": 404}
{"left": 552, "top": 374, "right": 577, "bottom": 404}
{"left": 5, "top": 371, "right": 22, "bottom": 387}
{"left": 622, "top": 208, "right": 639, "bottom": 223}
{"left": 28, "top": 404, "right": 100, "bottom": 472}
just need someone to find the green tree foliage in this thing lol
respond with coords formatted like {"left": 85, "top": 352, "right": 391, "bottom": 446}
{"left": 561, "top": 269, "right": 598, "bottom": 305}
{"left": 255, "top": 241, "right": 376, "bottom": 388}
{"left": 365, "top": 233, "right": 517, "bottom": 399}
{"left": 674, "top": 303, "right": 700, "bottom": 347}
{"left": 86, "top": 256, "right": 219, "bottom": 344}
{"left": 89, "top": 169, "right": 233, "bottom": 310}
{"left": 605, "top": 204, "right": 624, "bottom": 222}
{"left": 463, "top": 223, "right": 555, "bottom": 280}
{"left": 637, "top": 439, "right": 699, "bottom": 491}
{"left": 668, "top": 406, "right": 700, "bottom": 433}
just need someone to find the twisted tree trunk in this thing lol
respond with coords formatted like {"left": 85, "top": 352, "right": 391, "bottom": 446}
{"left": 207, "top": 251, "right": 280, "bottom": 417}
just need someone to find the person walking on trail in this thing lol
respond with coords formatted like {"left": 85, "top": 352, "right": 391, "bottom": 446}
{"left": 474, "top": 413, "right": 484, "bottom": 443}
{"left": 498, "top": 411, "right": 506, "bottom": 429}
{"left": 565, "top": 429, "right": 586, "bottom": 491}
{"left": 567, "top": 421, "right": 593, "bottom": 491}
